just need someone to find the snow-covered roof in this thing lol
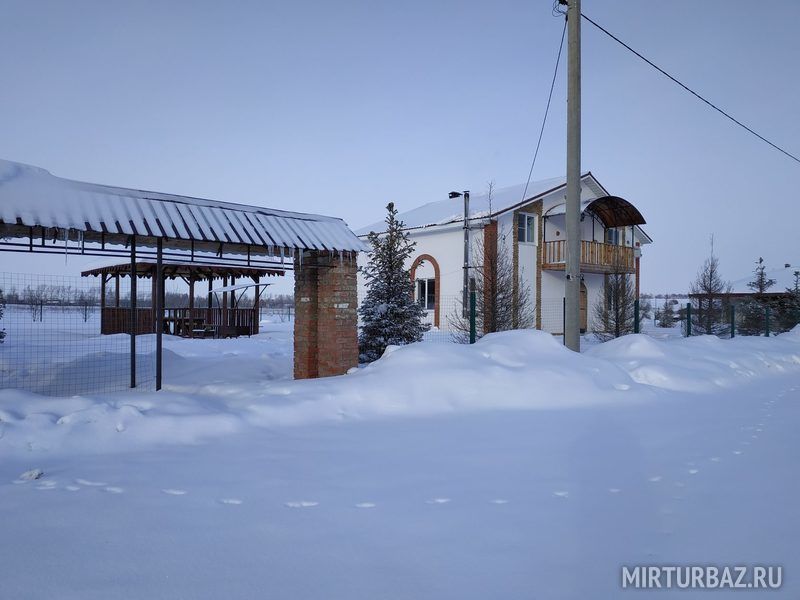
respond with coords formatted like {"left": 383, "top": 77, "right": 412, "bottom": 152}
{"left": 0, "top": 159, "right": 366, "bottom": 253}
{"left": 355, "top": 174, "right": 578, "bottom": 235}
{"left": 729, "top": 264, "right": 799, "bottom": 294}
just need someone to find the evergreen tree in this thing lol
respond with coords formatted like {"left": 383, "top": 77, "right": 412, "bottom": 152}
{"left": 358, "top": 202, "right": 430, "bottom": 362}
{"left": 657, "top": 297, "right": 676, "bottom": 328}
{"left": 777, "top": 270, "right": 800, "bottom": 332}
{"left": 689, "top": 241, "right": 731, "bottom": 336}
{"left": 739, "top": 257, "right": 777, "bottom": 335}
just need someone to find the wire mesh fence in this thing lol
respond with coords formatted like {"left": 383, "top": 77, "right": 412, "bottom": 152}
{"left": 0, "top": 272, "right": 156, "bottom": 396}
{"left": 419, "top": 294, "right": 561, "bottom": 343}
{"left": 674, "top": 298, "right": 800, "bottom": 338}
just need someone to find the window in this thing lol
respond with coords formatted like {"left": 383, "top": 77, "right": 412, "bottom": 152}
{"left": 605, "top": 227, "right": 620, "bottom": 245}
{"left": 416, "top": 278, "right": 436, "bottom": 310}
{"left": 517, "top": 213, "right": 537, "bottom": 244}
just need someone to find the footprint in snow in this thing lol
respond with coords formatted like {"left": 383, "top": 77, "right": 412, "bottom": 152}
{"left": 104, "top": 487, "right": 123, "bottom": 494}
{"left": 162, "top": 489, "right": 187, "bottom": 496}
{"left": 710, "top": 457, "right": 721, "bottom": 462}
{"left": 733, "top": 450, "right": 743, "bottom": 455}
{"left": 426, "top": 498, "right": 451, "bottom": 505}
{"left": 285, "top": 501, "right": 318, "bottom": 508}
{"left": 65, "top": 485, "right": 80, "bottom": 492}
{"left": 490, "top": 499, "right": 509, "bottom": 504}
{"left": 220, "top": 498, "right": 243, "bottom": 505}
{"left": 608, "top": 488, "right": 621, "bottom": 494}
{"left": 688, "top": 469, "right": 699, "bottom": 475}
{"left": 75, "top": 478, "right": 107, "bottom": 487}
{"left": 552, "top": 491, "right": 569, "bottom": 498}
{"left": 648, "top": 476, "right": 663, "bottom": 483}
{"left": 355, "top": 502, "right": 377, "bottom": 508}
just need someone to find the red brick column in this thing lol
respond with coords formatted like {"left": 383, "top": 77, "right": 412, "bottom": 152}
{"left": 482, "top": 220, "right": 498, "bottom": 334}
{"left": 294, "top": 250, "right": 359, "bottom": 379}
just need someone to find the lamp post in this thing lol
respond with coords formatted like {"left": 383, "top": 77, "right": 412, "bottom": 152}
{"left": 450, "top": 190, "right": 471, "bottom": 317}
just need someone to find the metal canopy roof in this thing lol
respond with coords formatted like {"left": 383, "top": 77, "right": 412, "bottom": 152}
{"left": 81, "top": 261, "right": 284, "bottom": 280}
{"left": 544, "top": 195, "right": 647, "bottom": 228}
{"left": 0, "top": 159, "right": 366, "bottom": 254}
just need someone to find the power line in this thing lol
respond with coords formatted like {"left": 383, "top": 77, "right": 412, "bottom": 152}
{"left": 520, "top": 18, "right": 567, "bottom": 203}
{"left": 581, "top": 12, "right": 800, "bottom": 165}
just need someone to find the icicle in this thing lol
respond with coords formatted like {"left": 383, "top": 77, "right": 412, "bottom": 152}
{"left": 298, "top": 248, "right": 303, "bottom": 269}
{"left": 63, "top": 228, "right": 69, "bottom": 263}
{"left": 280, "top": 246, "right": 284, "bottom": 267}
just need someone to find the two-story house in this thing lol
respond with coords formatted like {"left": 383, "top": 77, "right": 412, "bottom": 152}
{"left": 356, "top": 173, "right": 651, "bottom": 336}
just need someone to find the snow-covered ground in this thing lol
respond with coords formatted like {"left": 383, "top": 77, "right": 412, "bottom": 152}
{"left": 1, "top": 325, "right": 799, "bottom": 598}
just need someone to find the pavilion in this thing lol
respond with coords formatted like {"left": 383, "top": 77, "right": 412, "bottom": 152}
{"left": 0, "top": 158, "right": 366, "bottom": 388}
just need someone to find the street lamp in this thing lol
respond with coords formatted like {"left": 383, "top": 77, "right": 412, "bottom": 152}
{"left": 450, "top": 190, "right": 470, "bottom": 317}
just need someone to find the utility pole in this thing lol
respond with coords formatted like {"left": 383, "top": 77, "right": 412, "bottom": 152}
{"left": 564, "top": 0, "right": 581, "bottom": 351}
{"left": 450, "top": 190, "right": 471, "bottom": 317}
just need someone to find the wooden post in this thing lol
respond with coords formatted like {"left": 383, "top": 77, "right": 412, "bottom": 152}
{"left": 222, "top": 276, "right": 228, "bottom": 327}
{"left": 115, "top": 274, "right": 120, "bottom": 307}
{"left": 156, "top": 238, "right": 163, "bottom": 390}
{"left": 188, "top": 274, "right": 195, "bottom": 338}
{"left": 151, "top": 265, "right": 158, "bottom": 333}
{"left": 100, "top": 274, "right": 107, "bottom": 334}
{"left": 130, "top": 236, "right": 137, "bottom": 388}
{"left": 207, "top": 277, "right": 213, "bottom": 331}
{"left": 253, "top": 275, "right": 260, "bottom": 335}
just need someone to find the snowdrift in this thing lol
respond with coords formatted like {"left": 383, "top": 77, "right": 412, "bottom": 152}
{"left": 1, "top": 328, "right": 799, "bottom": 456}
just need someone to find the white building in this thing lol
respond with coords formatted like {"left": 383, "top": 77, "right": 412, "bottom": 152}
{"left": 356, "top": 173, "right": 652, "bottom": 336}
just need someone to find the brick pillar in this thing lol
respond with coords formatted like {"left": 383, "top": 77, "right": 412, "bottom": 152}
{"left": 293, "top": 250, "right": 359, "bottom": 379}
{"left": 482, "top": 220, "right": 498, "bottom": 335}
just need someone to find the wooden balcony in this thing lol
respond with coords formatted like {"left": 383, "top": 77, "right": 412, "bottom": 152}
{"left": 542, "top": 240, "right": 635, "bottom": 274}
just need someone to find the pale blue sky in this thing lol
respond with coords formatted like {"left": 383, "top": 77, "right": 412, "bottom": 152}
{"left": 1, "top": 0, "right": 798, "bottom": 294}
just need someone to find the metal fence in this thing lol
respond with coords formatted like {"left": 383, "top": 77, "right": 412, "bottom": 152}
{"left": 419, "top": 294, "right": 564, "bottom": 343}
{"left": 676, "top": 300, "right": 800, "bottom": 338}
{"left": 0, "top": 272, "right": 156, "bottom": 396}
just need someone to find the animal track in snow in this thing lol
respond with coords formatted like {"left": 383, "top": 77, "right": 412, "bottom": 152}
{"left": 285, "top": 501, "right": 318, "bottom": 508}
{"left": 355, "top": 502, "right": 377, "bottom": 508}
{"left": 75, "top": 479, "right": 107, "bottom": 487}
{"left": 490, "top": 499, "right": 509, "bottom": 504}
{"left": 220, "top": 498, "right": 242, "bottom": 505}
{"left": 710, "top": 457, "right": 721, "bottom": 462}
{"left": 552, "top": 491, "right": 569, "bottom": 498}
{"left": 65, "top": 485, "right": 80, "bottom": 492}
{"left": 104, "top": 487, "right": 123, "bottom": 494}
{"left": 162, "top": 489, "right": 187, "bottom": 496}
{"left": 733, "top": 450, "right": 743, "bottom": 455}
{"left": 688, "top": 469, "right": 699, "bottom": 475}
{"left": 426, "top": 498, "right": 451, "bottom": 505}
{"left": 608, "top": 488, "right": 621, "bottom": 494}
{"left": 648, "top": 476, "right": 663, "bottom": 483}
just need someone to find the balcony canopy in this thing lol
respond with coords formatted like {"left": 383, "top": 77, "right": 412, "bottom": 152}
{"left": 544, "top": 195, "right": 646, "bottom": 228}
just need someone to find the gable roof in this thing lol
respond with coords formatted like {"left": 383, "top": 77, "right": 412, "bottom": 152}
{"left": 355, "top": 174, "right": 593, "bottom": 235}
{"left": 0, "top": 159, "right": 366, "bottom": 253}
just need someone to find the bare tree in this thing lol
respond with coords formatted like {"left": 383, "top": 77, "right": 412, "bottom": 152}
{"left": 448, "top": 225, "right": 535, "bottom": 342}
{"left": 592, "top": 252, "right": 640, "bottom": 341}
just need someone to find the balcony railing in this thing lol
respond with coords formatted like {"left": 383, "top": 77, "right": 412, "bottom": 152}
{"left": 542, "top": 240, "right": 635, "bottom": 274}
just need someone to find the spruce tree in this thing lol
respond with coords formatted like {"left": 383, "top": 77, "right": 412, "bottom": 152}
{"left": 358, "top": 202, "right": 430, "bottom": 362}
{"left": 657, "top": 297, "right": 676, "bottom": 328}
{"left": 689, "top": 242, "right": 731, "bottom": 336}
{"left": 739, "top": 257, "right": 776, "bottom": 335}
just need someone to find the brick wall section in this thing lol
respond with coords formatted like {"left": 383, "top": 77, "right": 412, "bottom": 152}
{"left": 482, "top": 220, "right": 497, "bottom": 335}
{"left": 293, "top": 250, "right": 359, "bottom": 379}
